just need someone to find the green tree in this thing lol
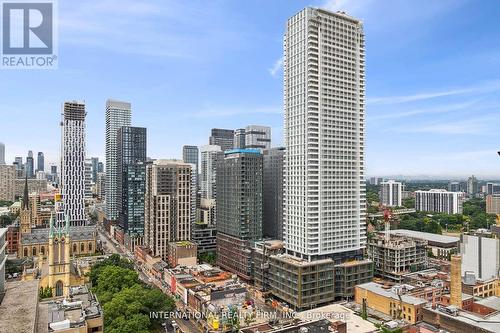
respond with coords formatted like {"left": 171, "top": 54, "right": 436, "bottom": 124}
{"left": 105, "top": 314, "right": 150, "bottom": 333}
{"left": 95, "top": 265, "right": 139, "bottom": 304}
{"left": 88, "top": 254, "right": 135, "bottom": 287}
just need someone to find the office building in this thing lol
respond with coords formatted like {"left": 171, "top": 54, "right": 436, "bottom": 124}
{"left": 192, "top": 198, "right": 217, "bottom": 253}
{"left": 216, "top": 149, "right": 263, "bottom": 281}
{"left": 0, "top": 165, "right": 15, "bottom": 201}
{"left": 117, "top": 126, "right": 147, "bottom": 249}
{"left": 105, "top": 99, "right": 132, "bottom": 221}
{"left": 200, "top": 145, "right": 222, "bottom": 200}
{"left": 25, "top": 150, "right": 34, "bottom": 178}
{"left": 182, "top": 145, "right": 199, "bottom": 226}
{"left": 380, "top": 180, "right": 403, "bottom": 207}
{"left": 467, "top": 175, "right": 478, "bottom": 196}
{"left": 283, "top": 8, "right": 366, "bottom": 261}
{"left": 263, "top": 147, "right": 285, "bottom": 240}
{"left": 233, "top": 128, "right": 246, "bottom": 149}
{"left": 415, "top": 189, "right": 463, "bottom": 214}
{"left": 144, "top": 160, "right": 191, "bottom": 261}
{"left": 36, "top": 152, "right": 44, "bottom": 172}
{"left": 182, "top": 145, "right": 199, "bottom": 172}
{"left": 97, "top": 161, "right": 104, "bottom": 173}
{"left": 0, "top": 142, "right": 4, "bottom": 165}
{"left": 209, "top": 128, "right": 234, "bottom": 152}
{"left": 487, "top": 194, "right": 500, "bottom": 214}
{"left": 245, "top": 125, "right": 271, "bottom": 150}
{"left": 61, "top": 101, "right": 87, "bottom": 226}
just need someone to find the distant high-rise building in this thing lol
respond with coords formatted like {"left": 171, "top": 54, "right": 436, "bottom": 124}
{"left": 61, "top": 101, "right": 87, "bottom": 226}
{"left": 200, "top": 145, "right": 223, "bottom": 200}
{"left": 97, "top": 161, "right": 104, "bottom": 173}
{"left": 216, "top": 149, "right": 263, "bottom": 280}
{"left": 105, "top": 99, "right": 132, "bottom": 220}
{"left": 467, "top": 175, "right": 478, "bottom": 196}
{"left": 90, "top": 157, "right": 99, "bottom": 183}
{"left": 0, "top": 165, "right": 15, "bottom": 201}
{"left": 448, "top": 181, "right": 461, "bottom": 192}
{"left": 117, "top": 126, "right": 147, "bottom": 249}
{"left": 37, "top": 152, "right": 44, "bottom": 172}
{"left": 182, "top": 145, "right": 199, "bottom": 173}
{"left": 486, "top": 182, "right": 500, "bottom": 195}
{"left": 144, "top": 160, "right": 191, "bottom": 261}
{"left": 486, "top": 195, "right": 500, "bottom": 214}
{"left": 14, "top": 157, "right": 22, "bottom": 169}
{"left": 415, "top": 189, "right": 463, "bottom": 214}
{"left": 263, "top": 147, "right": 285, "bottom": 240}
{"left": 26, "top": 151, "right": 34, "bottom": 178}
{"left": 245, "top": 125, "right": 271, "bottom": 150}
{"left": 50, "top": 165, "right": 57, "bottom": 174}
{"left": 233, "top": 129, "right": 246, "bottom": 149}
{"left": 209, "top": 128, "right": 234, "bottom": 152}
{"left": 182, "top": 145, "right": 199, "bottom": 228}
{"left": 0, "top": 142, "right": 5, "bottom": 165}
{"left": 96, "top": 172, "right": 106, "bottom": 200}
{"left": 380, "top": 180, "right": 403, "bottom": 207}
{"left": 284, "top": 8, "right": 366, "bottom": 261}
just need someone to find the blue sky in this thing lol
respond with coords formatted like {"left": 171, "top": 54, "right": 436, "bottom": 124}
{"left": 2, "top": 0, "right": 500, "bottom": 178}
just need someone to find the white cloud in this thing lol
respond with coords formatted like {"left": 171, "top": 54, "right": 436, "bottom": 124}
{"left": 269, "top": 57, "right": 283, "bottom": 77}
{"left": 368, "top": 100, "right": 478, "bottom": 120}
{"left": 368, "top": 80, "right": 500, "bottom": 105}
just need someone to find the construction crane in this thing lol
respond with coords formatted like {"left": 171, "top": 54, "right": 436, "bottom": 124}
{"left": 383, "top": 206, "right": 393, "bottom": 241}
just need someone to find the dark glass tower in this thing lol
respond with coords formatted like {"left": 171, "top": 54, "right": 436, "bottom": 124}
{"left": 117, "top": 126, "right": 147, "bottom": 249}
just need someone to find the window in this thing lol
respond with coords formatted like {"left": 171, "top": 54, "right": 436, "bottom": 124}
{"left": 55, "top": 280, "right": 64, "bottom": 296}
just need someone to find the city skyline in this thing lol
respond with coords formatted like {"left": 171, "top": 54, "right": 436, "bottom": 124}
{"left": 2, "top": 0, "right": 500, "bottom": 177}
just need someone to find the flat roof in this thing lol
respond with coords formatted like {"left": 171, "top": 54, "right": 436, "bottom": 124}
{"left": 426, "top": 306, "right": 500, "bottom": 332}
{"left": 357, "top": 282, "right": 427, "bottom": 306}
{"left": 385, "top": 229, "right": 459, "bottom": 245}
{"left": 0, "top": 280, "right": 39, "bottom": 333}
{"left": 476, "top": 296, "right": 500, "bottom": 312}
{"left": 297, "top": 303, "right": 378, "bottom": 333}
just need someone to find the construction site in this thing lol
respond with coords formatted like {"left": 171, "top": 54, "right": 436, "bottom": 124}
{"left": 368, "top": 207, "right": 428, "bottom": 283}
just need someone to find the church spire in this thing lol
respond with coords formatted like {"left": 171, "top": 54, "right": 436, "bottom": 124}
{"left": 22, "top": 174, "right": 29, "bottom": 210}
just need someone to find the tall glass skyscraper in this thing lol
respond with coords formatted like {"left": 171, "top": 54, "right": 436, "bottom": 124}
{"left": 26, "top": 151, "right": 34, "bottom": 178}
{"left": 284, "top": 8, "right": 366, "bottom": 261}
{"left": 117, "top": 126, "right": 147, "bottom": 249}
{"left": 105, "top": 99, "right": 131, "bottom": 220}
{"left": 37, "top": 152, "right": 44, "bottom": 172}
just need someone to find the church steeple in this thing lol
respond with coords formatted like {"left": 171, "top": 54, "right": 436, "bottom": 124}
{"left": 22, "top": 175, "right": 29, "bottom": 210}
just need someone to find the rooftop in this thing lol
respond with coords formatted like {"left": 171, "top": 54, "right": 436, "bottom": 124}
{"left": 297, "top": 303, "right": 378, "bottom": 333}
{"left": 384, "top": 229, "right": 459, "bottom": 245}
{"left": 357, "top": 282, "right": 427, "bottom": 306}
{"left": 475, "top": 296, "right": 500, "bottom": 312}
{"left": 0, "top": 280, "right": 39, "bottom": 333}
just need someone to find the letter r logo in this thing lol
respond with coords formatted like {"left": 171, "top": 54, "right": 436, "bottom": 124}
{"left": 2, "top": 2, "right": 53, "bottom": 54}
